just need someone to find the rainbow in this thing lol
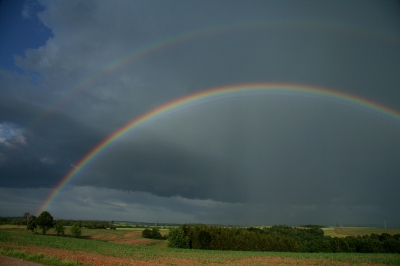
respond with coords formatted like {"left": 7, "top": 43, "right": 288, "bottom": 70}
{"left": 36, "top": 83, "right": 400, "bottom": 214}
{"left": 25, "top": 19, "right": 399, "bottom": 133}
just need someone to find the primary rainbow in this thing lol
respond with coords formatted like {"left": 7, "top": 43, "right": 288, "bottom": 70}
{"left": 36, "top": 83, "right": 400, "bottom": 214}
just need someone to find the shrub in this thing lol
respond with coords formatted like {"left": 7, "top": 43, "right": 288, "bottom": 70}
{"left": 54, "top": 220, "right": 65, "bottom": 236}
{"left": 167, "top": 227, "right": 190, "bottom": 248}
{"left": 70, "top": 223, "right": 81, "bottom": 238}
{"left": 142, "top": 228, "right": 163, "bottom": 239}
{"left": 142, "top": 229, "right": 153, "bottom": 238}
{"left": 27, "top": 216, "right": 37, "bottom": 233}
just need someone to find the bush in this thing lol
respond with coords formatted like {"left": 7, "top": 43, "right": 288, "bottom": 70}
{"left": 142, "top": 228, "right": 163, "bottom": 239}
{"left": 142, "top": 229, "right": 153, "bottom": 238}
{"left": 167, "top": 227, "right": 190, "bottom": 248}
{"left": 70, "top": 223, "right": 81, "bottom": 238}
{"left": 54, "top": 220, "right": 65, "bottom": 236}
{"left": 27, "top": 216, "right": 37, "bottom": 233}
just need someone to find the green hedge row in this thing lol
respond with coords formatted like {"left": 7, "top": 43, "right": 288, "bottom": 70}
{"left": 167, "top": 224, "right": 400, "bottom": 253}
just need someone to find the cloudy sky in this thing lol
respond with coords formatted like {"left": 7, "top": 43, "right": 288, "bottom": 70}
{"left": 1, "top": 0, "right": 399, "bottom": 226}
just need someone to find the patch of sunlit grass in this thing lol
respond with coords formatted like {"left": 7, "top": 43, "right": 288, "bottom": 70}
{"left": 0, "top": 247, "right": 87, "bottom": 266}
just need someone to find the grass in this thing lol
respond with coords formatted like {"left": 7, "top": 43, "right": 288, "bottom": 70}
{"left": 0, "top": 246, "right": 88, "bottom": 266}
{"left": 1, "top": 230, "right": 400, "bottom": 265}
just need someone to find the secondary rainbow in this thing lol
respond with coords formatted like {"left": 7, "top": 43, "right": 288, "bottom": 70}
{"left": 36, "top": 83, "right": 400, "bottom": 214}
{"left": 25, "top": 19, "right": 399, "bottom": 134}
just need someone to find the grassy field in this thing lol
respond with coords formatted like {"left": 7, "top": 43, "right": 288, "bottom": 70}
{"left": 116, "top": 227, "right": 170, "bottom": 231}
{"left": 334, "top": 227, "right": 400, "bottom": 236}
{"left": 1, "top": 225, "right": 400, "bottom": 265}
{"left": 321, "top": 227, "right": 400, "bottom": 238}
{"left": 322, "top": 227, "right": 347, "bottom": 238}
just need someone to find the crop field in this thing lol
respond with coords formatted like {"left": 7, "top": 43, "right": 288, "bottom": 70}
{"left": 321, "top": 227, "right": 400, "bottom": 238}
{"left": 333, "top": 227, "right": 400, "bottom": 237}
{"left": 0, "top": 225, "right": 167, "bottom": 247}
{"left": 322, "top": 227, "right": 347, "bottom": 238}
{"left": 1, "top": 226, "right": 400, "bottom": 265}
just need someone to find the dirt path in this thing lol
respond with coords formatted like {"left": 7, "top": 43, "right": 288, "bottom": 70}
{"left": 0, "top": 256, "right": 43, "bottom": 266}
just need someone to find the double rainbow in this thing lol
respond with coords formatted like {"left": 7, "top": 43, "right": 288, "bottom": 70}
{"left": 36, "top": 83, "right": 400, "bottom": 215}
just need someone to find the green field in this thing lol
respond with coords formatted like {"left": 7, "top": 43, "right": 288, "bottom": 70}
{"left": 334, "top": 227, "right": 400, "bottom": 236}
{"left": 1, "top": 225, "right": 400, "bottom": 265}
{"left": 322, "top": 227, "right": 400, "bottom": 238}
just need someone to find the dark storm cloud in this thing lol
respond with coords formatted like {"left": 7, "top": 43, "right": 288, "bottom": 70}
{"left": 10, "top": 0, "right": 400, "bottom": 132}
{"left": 74, "top": 136, "right": 247, "bottom": 203}
{"left": 0, "top": 96, "right": 104, "bottom": 188}
{"left": 1, "top": 0, "right": 399, "bottom": 225}
{"left": 74, "top": 95, "right": 400, "bottom": 209}
{"left": 137, "top": 26, "right": 400, "bottom": 107}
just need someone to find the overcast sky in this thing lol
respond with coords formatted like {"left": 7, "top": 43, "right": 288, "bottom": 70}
{"left": 1, "top": 0, "right": 399, "bottom": 226}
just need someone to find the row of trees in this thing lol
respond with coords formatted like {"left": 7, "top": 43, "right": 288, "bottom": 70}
{"left": 22, "top": 212, "right": 81, "bottom": 238}
{"left": 167, "top": 224, "right": 400, "bottom": 253}
{"left": 60, "top": 220, "right": 115, "bottom": 229}
{"left": 23, "top": 211, "right": 54, "bottom": 235}
{"left": 21, "top": 212, "right": 120, "bottom": 235}
{"left": 0, "top": 217, "right": 23, "bottom": 225}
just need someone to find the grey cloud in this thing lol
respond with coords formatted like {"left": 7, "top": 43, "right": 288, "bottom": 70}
{"left": 1, "top": 0, "right": 399, "bottom": 226}
{"left": 15, "top": 1, "right": 400, "bottom": 132}
{"left": 71, "top": 95, "right": 400, "bottom": 209}
{"left": 0, "top": 96, "right": 104, "bottom": 188}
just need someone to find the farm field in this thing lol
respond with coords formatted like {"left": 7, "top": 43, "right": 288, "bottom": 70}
{"left": 334, "top": 227, "right": 400, "bottom": 237}
{"left": 0, "top": 225, "right": 167, "bottom": 247}
{"left": 322, "top": 227, "right": 348, "bottom": 238}
{"left": 1, "top": 226, "right": 400, "bottom": 266}
{"left": 322, "top": 227, "right": 400, "bottom": 238}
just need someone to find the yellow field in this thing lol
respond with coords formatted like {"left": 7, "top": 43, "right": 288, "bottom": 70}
{"left": 334, "top": 227, "right": 400, "bottom": 236}
{"left": 323, "top": 227, "right": 400, "bottom": 238}
{"left": 322, "top": 227, "right": 348, "bottom": 237}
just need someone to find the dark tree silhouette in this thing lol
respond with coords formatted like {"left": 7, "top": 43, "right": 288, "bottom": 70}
{"left": 36, "top": 211, "right": 54, "bottom": 234}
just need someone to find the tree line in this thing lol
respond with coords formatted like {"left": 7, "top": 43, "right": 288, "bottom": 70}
{"left": 20, "top": 211, "right": 83, "bottom": 238}
{"left": 167, "top": 224, "right": 400, "bottom": 253}
{"left": 60, "top": 220, "right": 116, "bottom": 229}
{"left": 17, "top": 212, "right": 117, "bottom": 232}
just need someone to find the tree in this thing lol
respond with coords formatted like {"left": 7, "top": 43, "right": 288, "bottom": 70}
{"left": 22, "top": 212, "right": 30, "bottom": 231}
{"left": 27, "top": 215, "right": 37, "bottom": 233}
{"left": 71, "top": 222, "right": 82, "bottom": 238}
{"left": 54, "top": 220, "right": 65, "bottom": 236}
{"left": 36, "top": 211, "right": 54, "bottom": 235}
